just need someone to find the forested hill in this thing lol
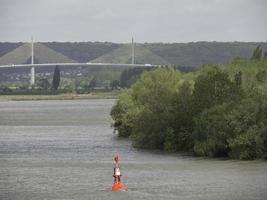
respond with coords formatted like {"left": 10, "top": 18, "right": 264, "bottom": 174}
{"left": 0, "top": 42, "right": 267, "bottom": 68}
{"left": 144, "top": 42, "right": 267, "bottom": 67}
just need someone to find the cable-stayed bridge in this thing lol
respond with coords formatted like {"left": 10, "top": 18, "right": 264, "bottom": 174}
{"left": 0, "top": 38, "right": 159, "bottom": 85}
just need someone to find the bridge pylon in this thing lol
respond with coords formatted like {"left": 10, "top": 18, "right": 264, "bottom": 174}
{"left": 30, "top": 36, "right": 35, "bottom": 87}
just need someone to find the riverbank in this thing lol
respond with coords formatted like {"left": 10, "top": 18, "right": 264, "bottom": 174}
{"left": 0, "top": 91, "right": 121, "bottom": 101}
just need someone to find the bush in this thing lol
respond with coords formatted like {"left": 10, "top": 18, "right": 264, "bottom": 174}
{"left": 193, "top": 97, "right": 267, "bottom": 159}
{"left": 110, "top": 90, "right": 138, "bottom": 137}
{"left": 110, "top": 58, "right": 267, "bottom": 160}
{"left": 193, "top": 103, "right": 233, "bottom": 157}
{"left": 129, "top": 68, "right": 182, "bottom": 149}
{"left": 228, "top": 126, "right": 265, "bottom": 160}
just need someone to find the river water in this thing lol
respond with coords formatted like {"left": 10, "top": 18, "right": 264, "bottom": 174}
{"left": 0, "top": 99, "right": 266, "bottom": 200}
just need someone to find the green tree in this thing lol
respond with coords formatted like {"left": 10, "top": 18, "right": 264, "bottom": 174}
{"left": 256, "top": 70, "right": 267, "bottom": 82}
{"left": 227, "top": 97, "right": 267, "bottom": 159}
{"left": 129, "top": 68, "right": 181, "bottom": 149}
{"left": 234, "top": 71, "right": 242, "bottom": 86}
{"left": 164, "top": 81, "right": 194, "bottom": 151}
{"left": 52, "top": 66, "right": 60, "bottom": 90}
{"left": 193, "top": 103, "right": 233, "bottom": 157}
{"left": 120, "top": 67, "right": 150, "bottom": 88}
{"left": 110, "top": 90, "right": 138, "bottom": 137}
{"left": 193, "top": 95, "right": 267, "bottom": 159}
{"left": 37, "top": 78, "right": 50, "bottom": 90}
{"left": 193, "top": 67, "right": 243, "bottom": 114}
{"left": 110, "top": 58, "right": 267, "bottom": 160}
{"left": 251, "top": 45, "right": 262, "bottom": 60}
{"left": 110, "top": 80, "right": 120, "bottom": 89}
{"left": 88, "top": 77, "right": 97, "bottom": 91}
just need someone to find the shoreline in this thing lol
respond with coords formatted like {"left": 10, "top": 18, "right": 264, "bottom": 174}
{"left": 0, "top": 92, "right": 119, "bottom": 101}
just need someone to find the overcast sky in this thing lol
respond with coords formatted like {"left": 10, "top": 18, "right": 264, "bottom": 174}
{"left": 0, "top": 0, "right": 266, "bottom": 43}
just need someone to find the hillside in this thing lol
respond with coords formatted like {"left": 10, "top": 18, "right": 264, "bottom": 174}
{"left": 91, "top": 44, "right": 169, "bottom": 65}
{"left": 45, "top": 42, "right": 267, "bottom": 67}
{"left": 0, "top": 42, "right": 267, "bottom": 68}
{"left": 0, "top": 43, "right": 75, "bottom": 65}
{"left": 44, "top": 42, "right": 121, "bottom": 63}
{"left": 0, "top": 42, "right": 23, "bottom": 57}
{"left": 145, "top": 42, "right": 267, "bottom": 67}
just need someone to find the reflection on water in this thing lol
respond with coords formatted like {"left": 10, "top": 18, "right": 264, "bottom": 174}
{"left": 0, "top": 99, "right": 267, "bottom": 200}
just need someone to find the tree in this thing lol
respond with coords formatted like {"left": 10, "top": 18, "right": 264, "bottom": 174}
{"left": 251, "top": 45, "right": 262, "bottom": 60}
{"left": 52, "top": 66, "right": 60, "bottom": 90}
{"left": 256, "top": 70, "right": 267, "bottom": 82}
{"left": 110, "top": 58, "right": 267, "bottom": 160}
{"left": 120, "top": 67, "right": 150, "bottom": 88}
{"left": 193, "top": 103, "right": 233, "bottom": 157}
{"left": 234, "top": 71, "right": 242, "bottom": 86}
{"left": 193, "top": 67, "right": 243, "bottom": 114}
{"left": 37, "top": 78, "right": 50, "bottom": 90}
{"left": 110, "top": 80, "right": 120, "bottom": 89}
{"left": 88, "top": 77, "right": 97, "bottom": 91}
{"left": 193, "top": 95, "right": 267, "bottom": 159}
{"left": 129, "top": 68, "right": 182, "bottom": 149}
{"left": 164, "top": 81, "right": 194, "bottom": 152}
{"left": 110, "top": 90, "right": 137, "bottom": 137}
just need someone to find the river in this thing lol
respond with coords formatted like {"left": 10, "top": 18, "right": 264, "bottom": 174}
{"left": 0, "top": 99, "right": 266, "bottom": 200}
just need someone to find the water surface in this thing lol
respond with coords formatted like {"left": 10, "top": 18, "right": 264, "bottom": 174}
{"left": 0, "top": 99, "right": 266, "bottom": 200}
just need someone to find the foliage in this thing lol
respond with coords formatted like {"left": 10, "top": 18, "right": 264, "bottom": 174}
{"left": 193, "top": 66, "right": 243, "bottom": 114}
{"left": 110, "top": 90, "right": 138, "bottom": 137}
{"left": 129, "top": 68, "right": 182, "bottom": 149}
{"left": 251, "top": 45, "right": 262, "bottom": 60}
{"left": 193, "top": 95, "right": 267, "bottom": 159}
{"left": 88, "top": 77, "right": 97, "bottom": 91}
{"left": 36, "top": 78, "right": 50, "bottom": 90}
{"left": 120, "top": 67, "right": 151, "bottom": 88}
{"left": 110, "top": 80, "right": 120, "bottom": 89}
{"left": 165, "top": 81, "right": 194, "bottom": 151}
{"left": 0, "top": 89, "right": 68, "bottom": 95}
{"left": 145, "top": 42, "right": 267, "bottom": 67}
{"left": 111, "top": 57, "right": 267, "bottom": 160}
{"left": 52, "top": 66, "right": 60, "bottom": 90}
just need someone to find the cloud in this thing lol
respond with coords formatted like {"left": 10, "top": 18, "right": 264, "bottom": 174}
{"left": 0, "top": 0, "right": 266, "bottom": 42}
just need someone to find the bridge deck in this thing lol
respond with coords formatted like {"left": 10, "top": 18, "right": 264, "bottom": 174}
{"left": 0, "top": 63, "right": 157, "bottom": 68}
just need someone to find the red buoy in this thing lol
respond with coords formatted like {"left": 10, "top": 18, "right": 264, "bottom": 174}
{"left": 112, "top": 155, "right": 127, "bottom": 191}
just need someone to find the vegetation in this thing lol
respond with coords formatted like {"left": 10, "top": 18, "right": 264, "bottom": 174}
{"left": 0, "top": 90, "right": 120, "bottom": 101}
{"left": 41, "top": 42, "right": 267, "bottom": 67}
{"left": 44, "top": 42, "right": 121, "bottom": 63}
{"left": 251, "top": 45, "right": 262, "bottom": 60}
{"left": 52, "top": 66, "right": 60, "bottom": 90}
{"left": 0, "top": 89, "right": 68, "bottom": 95}
{"left": 0, "top": 42, "right": 22, "bottom": 57}
{"left": 37, "top": 78, "right": 50, "bottom": 90}
{"left": 111, "top": 47, "right": 267, "bottom": 160}
{"left": 1, "top": 42, "right": 267, "bottom": 68}
{"left": 120, "top": 67, "right": 151, "bottom": 88}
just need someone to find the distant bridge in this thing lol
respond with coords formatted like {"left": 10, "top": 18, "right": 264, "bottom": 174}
{"left": 0, "top": 37, "right": 160, "bottom": 85}
{"left": 0, "top": 63, "right": 155, "bottom": 68}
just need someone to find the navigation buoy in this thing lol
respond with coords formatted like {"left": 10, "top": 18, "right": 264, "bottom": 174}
{"left": 112, "top": 155, "right": 127, "bottom": 191}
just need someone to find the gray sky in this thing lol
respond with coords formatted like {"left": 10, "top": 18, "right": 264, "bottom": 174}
{"left": 0, "top": 0, "right": 266, "bottom": 43}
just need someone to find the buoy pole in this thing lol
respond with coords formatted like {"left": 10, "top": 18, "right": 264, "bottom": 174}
{"left": 112, "top": 155, "right": 127, "bottom": 191}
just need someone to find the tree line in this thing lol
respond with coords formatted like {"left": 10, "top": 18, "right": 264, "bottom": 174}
{"left": 37, "top": 66, "right": 60, "bottom": 90}
{"left": 111, "top": 46, "right": 267, "bottom": 160}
